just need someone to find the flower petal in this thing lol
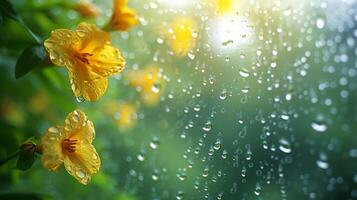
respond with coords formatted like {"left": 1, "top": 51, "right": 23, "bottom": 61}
{"left": 44, "top": 29, "right": 81, "bottom": 67}
{"left": 110, "top": 7, "right": 138, "bottom": 31}
{"left": 86, "top": 44, "right": 125, "bottom": 80}
{"left": 40, "top": 126, "right": 65, "bottom": 171}
{"left": 76, "top": 22, "right": 111, "bottom": 53}
{"left": 63, "top": 143, "right": 100, "bottom": 185}
{"left": 69, "top": 67, "right": 108, "bottom": 101}
{"left": 114, "top": 0, "right": 128, "bottom": 8}
{"left": 64, "top": 109, "right": 95, "bottom": 142}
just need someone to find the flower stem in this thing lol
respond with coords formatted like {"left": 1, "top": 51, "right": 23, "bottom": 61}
{"left": 0, "top": 150, "right": 20, "bottom": 167}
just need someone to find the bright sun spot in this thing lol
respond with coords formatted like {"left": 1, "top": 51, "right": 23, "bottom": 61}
{"left": 208, "top": 15, "right": 254, "bottom": 52}
{"left": 158, "top": 0, "right": 192, "bottom": 8}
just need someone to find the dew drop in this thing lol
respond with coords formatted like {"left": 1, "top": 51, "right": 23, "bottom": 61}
{"left": 152, "top": 170, "right": 159, "bottom": 181}
{"left": 219, "top": 90, "right": 227, "bottom": 100}
{"left": 202, "top": 167, "right": 209, "bottom": 177}
{"left": 193, "top": 104, "right": 201, "bottom": 112}
{"left": 202, "top": 121, "right": 212, "bottom": 132}
{"left": 177, "top": 171, "right": 187, "bottom": 181}
{"left": 76, "top": 170, "right": 86, "bottom": 179}
{"left": 76, "top": 96, "right": 85, "bottom": 103}
{"left": 311, "top": 122, "right": 327, "bottom": 132}
{"left": 254, "top": 184, "right": 262, "bottom": 196}
{"left": 187, "top": 52, "right": 195, "bottom": 60}
{"left": 222, "top": 149, "right": 228, "bottom": 159}
{"left": 176, "top": 191, "right": 184, "bottom": 200}
{"left": 241, "top": 87, "right": 249, "bottom": 94}
{"left": 316, "top": 18, "right": 325, "bottom": 29}
{"left": 213, "top": 140, "right": 221, "bottom": 150}
{"left": 137, "top": 153, "right": 145, "bottom": 161}
{"left": 151, "top": 83, "right": 161, "bottom": 93}
{"left": 239, "top": 68, "right": 250, "bottom": 78}
{"left": 316, "top": 160, "right": 329, "bottom": 169}
{"left": 278, "top": 139, "right": 292, "bottom": 154}
{"left": 48, "top": 126, "right": 59, "bottom": 134}
{"left": 150, "top": 137, "right": 160, "bottom": 149}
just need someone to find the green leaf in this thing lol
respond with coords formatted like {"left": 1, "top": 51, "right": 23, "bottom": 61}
{"left": 16, "top": 142, "right": 36, "bottom": 171}
{"left": 0, "top": 193, "right": 52, "bottom": 200}
{"left": 15, "top": 45, "right": 47, "bottom": 79}
{"left": 0, "top": 0, "right": 41, "bottom": 43}
{"left": 16, "top": 152, "right": 35, "bottom": 171}
{"left": 0, "top": 0, "right": 20, "bottom": 22}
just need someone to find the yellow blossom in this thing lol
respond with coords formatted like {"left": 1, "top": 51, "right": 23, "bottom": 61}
{"left": 40, "top": 109, "right": 100, "bottom": 185}
{"left": 104, "top": 101, "right": 137, "bottom": 131}
{"left": 126, "top": 66, "right": 164, "bottom": 107}
{"left": 29, "top": 92, "right": 49, "bottom": 114}
{"left": 44, "top": 22, "right": 125, "bottom": 101}
{"left": 164, "top": 17, "right": 197, "bottom": 57}
{"left": 215, "top": 0, "right": 233, "bottom": 14}
{"left": 106, "top": 0, "right": 139, "bottom": 31}
{"left": 74, "top": 1, "right": 100, "bottom": 18}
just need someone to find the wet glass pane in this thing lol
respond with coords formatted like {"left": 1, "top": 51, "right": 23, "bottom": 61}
{"left": 0, "top": 0, "right": 357, "bottom": 199}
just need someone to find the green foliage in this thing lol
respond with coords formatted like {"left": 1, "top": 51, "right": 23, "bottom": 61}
{"left": 0, "top": 0, "right": 20, "bottom": 22}
{"left": 0, "top": 0, "right": 40, "bottom": 43}
{"left": 15, "top": 45, "right": 48, "bottom": 79}
{"left": 15, "top": 138, "right": 37, "bottom": 171}
{"left": 0, "top": 193, "right": 52, "bottom": 200}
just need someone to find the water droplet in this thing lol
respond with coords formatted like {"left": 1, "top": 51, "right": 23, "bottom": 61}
{"left": 279, "top": 139, "right": 292, "bottom": 153}
{"left": 156, "top": 37, "right": 164, "bottom": 44}
{"left": 194, "top": 181, "right": 200, "bottom": 190}
{"left": 177, "top": 171, "right": 187, "bottom": 181}
{"left": 239, "top": 68, "right": 250, "bottom": 78}
{"left": 241, "top": 87, "right": 249, "bottom": 94}
{"left": 187, "top": 52, "right": 195, "bottom": 60}
{"left": 285, "top": 93, "right": 292, "bottom": 101}
{"left": 176, "top": 191, "right": 184, "bottom": 200}
{"left": 76, "top": 96, "right": 85, "bottom": 103}
{"left": 316, "top": 18, "right": 325, "bottom": 29}
{"left": 316, "top": 160, "right": 329, "bottom": 169}
{"left": 202, "top": 121, "right": 212, "bottom": 132}
{"left": 150, "top": 137, "right": 160, "bottom": 149}
{"left": 137, "top": 153, "right": 145, "bottom": 161}
{"left": 48, "top": 127, "right": 59, "bottom": 134}
{"left": 222, "top": 39, "right": 233, "bottom": 46}
{"left": 254, "top": 184, "right": 262, "bottom": 196}
{"left": 222, "top": 149, "right": 228, "bottom": 159}
{"left": 76, "top": 170, "right": 86, "bottom": 178}
{"left": 72, "top": 114, "right": 80, "bottom": 123}
{"left": 311, "top": 122, "right": 327, "bottom": 132}
{"left": 151, "top": 83, "right": 161, "bottom": 93}
{"left": 219, "top": 90, "right": 227, "bottom": 100}
{"left": 280, "top": 114, "right": 289, "bottom": 120}
{"left": 193, "top": 104, "right": 201, "bottom": 112}
{"left": 152, "top": 170, "right": 159, "bottom": 181}
{"left": 202, "top": 167, "right": 209, "bottom": 177}
{"left": 214, "top": 140, "right": 221, "bottom": 150}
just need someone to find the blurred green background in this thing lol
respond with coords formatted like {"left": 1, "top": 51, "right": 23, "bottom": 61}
{"left": 1, "top": 0, "right": 357, "bottom": 199}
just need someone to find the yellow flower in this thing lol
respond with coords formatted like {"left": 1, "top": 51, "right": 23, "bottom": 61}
{"left": 106, "top": 0, "right": 139, "bottom": 31}
{"left": 44, "top": 22, "right": 125, "bottom": 101}
{"left": 216, "top": 0, "right": 233, "bottom": 14}
{"left": 164, "top": 17, "right": 197, "bottom": 57}
{"left": 126, "top": 66, "right": 164, "bottom": 107}
{"left": 116, "top": 103, "right": 137, "bottom": 130}
{"left": 74, "top": 1, "right": 100, "bottom": 18}
{"left": 104, "top": 101, "right": 137, "bottom": 131}
{"left": 40, "top": 110, "right": 100, "bottom": 185}
{"left": 29, "top": 92, "right": 49, "bottom": 114}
